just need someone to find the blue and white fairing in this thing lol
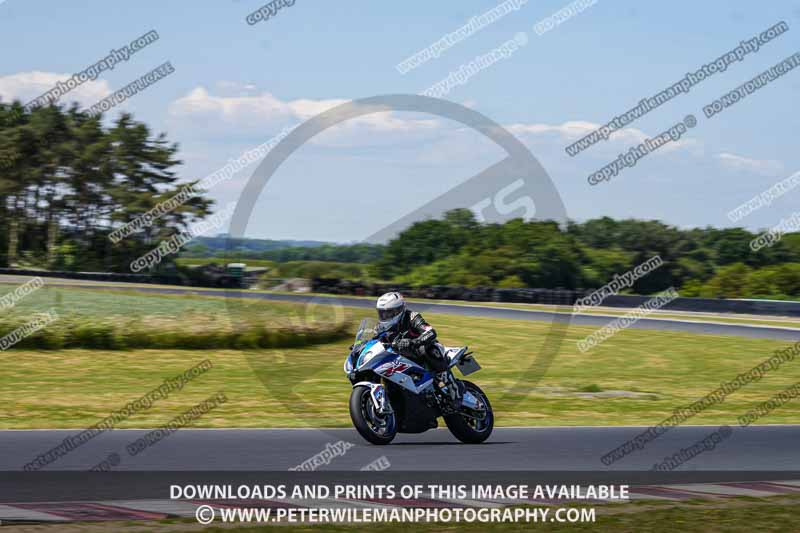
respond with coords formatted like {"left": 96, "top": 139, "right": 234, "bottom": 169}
{"left": 343, "top": 318, "right": 483, "bottom": 411}
{"left": 346, "top": 337, "right": 435, "bottom": 394}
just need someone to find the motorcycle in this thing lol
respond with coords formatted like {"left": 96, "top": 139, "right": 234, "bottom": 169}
{"left": 344, "top": 318, "right": 494, "bottom": 445}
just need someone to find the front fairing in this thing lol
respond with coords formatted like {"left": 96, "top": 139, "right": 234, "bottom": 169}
{"left": 355, "top": 339, "right": 391, "bottom": 371}
{"left": 344, "top": 336, "right": 391, "bottom": 375}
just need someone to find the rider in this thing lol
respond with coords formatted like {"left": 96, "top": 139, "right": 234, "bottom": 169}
{"left": 375, "top": 292, "right": 461, "bottom": 406}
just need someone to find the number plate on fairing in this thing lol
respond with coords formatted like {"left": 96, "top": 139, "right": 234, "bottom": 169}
{"left": 457, "top": 356, "right": 481, "bottom": 376}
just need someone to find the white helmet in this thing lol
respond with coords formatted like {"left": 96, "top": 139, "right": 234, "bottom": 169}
{"left": 376, "top": 292, "right": 405, "bottom": 330}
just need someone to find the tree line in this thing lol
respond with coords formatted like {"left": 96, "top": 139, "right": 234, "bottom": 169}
{"left": 0, "top": 102, "right": 212, "bottom": 271}
{"left": 371, "top": 209, "right": 800, "bottom": 299}
{"left": 184, "top": 239, "right": 385, "bottom": 264}
{"left": 190, "top": 207, "right": 800, "bottom": 300}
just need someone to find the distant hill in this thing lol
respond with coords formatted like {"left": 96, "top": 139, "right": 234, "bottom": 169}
{"left": 184, "top": 236, "right": 385, "bottom": 264}
{"left": 189, "top": 235, "right": 331, "bottom": 255}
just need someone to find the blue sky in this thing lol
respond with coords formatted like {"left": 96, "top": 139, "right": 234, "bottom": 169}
{"left": 2, "top": 0, "right": 800, "bottom": 241}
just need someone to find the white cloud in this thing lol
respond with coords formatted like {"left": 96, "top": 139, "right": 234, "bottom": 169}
{"left": 716, "top": 152, "right": 784, "bottom": 176}
{"left": 508, "top": 120, "right": 648, "bottom": 143}
{"left": 0, "top": 71, "right": 112, "bottom": 108}
{"left": 169, "top": 87, "right": 295, "bottom": 127}
{"left": 507, "top": 120, "right": 698, "bottom": 155}
{"left": 167, "top": 87, "right": 440, "bottom": 146}
{"left": 168, "top": 87, "right": 705, "bottom": 164}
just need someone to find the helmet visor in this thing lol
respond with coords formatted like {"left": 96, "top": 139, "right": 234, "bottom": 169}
{"left": 377, "top": 306, "right": 403, "bottom": 322}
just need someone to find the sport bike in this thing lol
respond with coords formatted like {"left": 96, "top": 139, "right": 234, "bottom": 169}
{"left": 344, "top": 318, "right": 493, "bottom": 445}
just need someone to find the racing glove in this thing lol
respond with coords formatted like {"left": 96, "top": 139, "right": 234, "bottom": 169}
{"left": 393, "top": 338, "right": 412, "bottom": 352}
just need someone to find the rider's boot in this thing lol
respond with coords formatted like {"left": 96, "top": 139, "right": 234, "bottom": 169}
{"left": 435, "top": 370, "right": 462, "bottom": 408}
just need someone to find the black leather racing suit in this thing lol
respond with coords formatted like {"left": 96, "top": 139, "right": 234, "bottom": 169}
{"left": 386, "top": 310, "right": 449, "bottom": 372}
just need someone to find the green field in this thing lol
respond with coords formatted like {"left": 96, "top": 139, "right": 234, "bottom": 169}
{"left": 1, "top": 286, "right": 352, "bottom": 350}
{"left": 2, "top": 285, "right": 799, "bottom": 429}
{"left": 8, "top": 285, "right": 294, "bottom": 317}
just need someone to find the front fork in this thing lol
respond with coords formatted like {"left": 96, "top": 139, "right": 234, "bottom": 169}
{"left": 353, "top": 381, "right": 393, "bottom": 415}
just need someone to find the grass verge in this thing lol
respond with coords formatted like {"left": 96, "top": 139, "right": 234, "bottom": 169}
{"left": 1, "top": 286, "right": 352, "bottom": 350}
{"left": 3, "top": 309, "right": 800, "bottom": 428}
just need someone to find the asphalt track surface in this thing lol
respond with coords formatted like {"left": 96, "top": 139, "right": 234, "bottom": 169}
{"left": 2, "top": 274, "right": 800, "bottom": 340}
{"left": 2, "top": 425, "right": 798, "bottom": 472}
{"left": 2, "top": 426, "right": 800, "bottom": 501}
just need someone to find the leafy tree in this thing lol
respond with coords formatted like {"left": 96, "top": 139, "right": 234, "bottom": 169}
{"left": 0, "top": 102, "right": 213, "bottom": 271}
{"left": 700, "top": 263, "right": 752, "bottom": 298}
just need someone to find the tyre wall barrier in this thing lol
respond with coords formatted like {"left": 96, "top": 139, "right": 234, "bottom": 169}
{"left": 0, "top": 267, "right": 253, "bottom": 289}
{"left": 311, "top": 278, "right": 800, "bottom": 317}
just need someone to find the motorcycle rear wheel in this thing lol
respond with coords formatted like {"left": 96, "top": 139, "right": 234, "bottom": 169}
{"left": 350, "top": 386, "right": 397, "bottom": 445}
{"left": 444, "top": 380, "right": 494, "bottom": 444}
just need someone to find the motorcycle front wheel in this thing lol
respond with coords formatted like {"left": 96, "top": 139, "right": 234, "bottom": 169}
{"left": 349, "top": 386, "right": 397, "bottom": 445}
{"left": 444, "top": 380, "right": 494, "bottom": 444}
